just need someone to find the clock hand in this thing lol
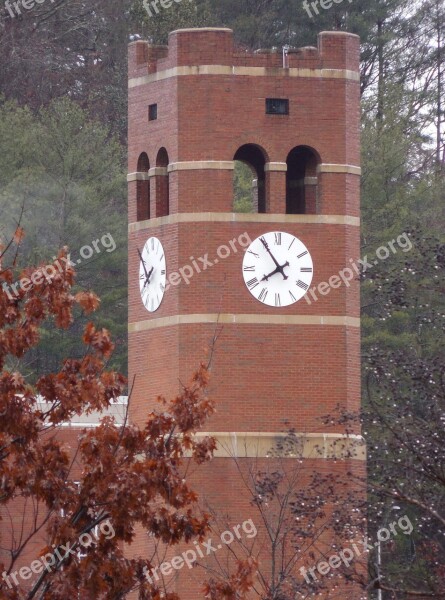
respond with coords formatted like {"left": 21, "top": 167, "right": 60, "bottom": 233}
{"left": 142, "top": 265, "right": 154, "bottom": 290}
{"left": 259, "top": 237, "right": 289, "bottom": 280}
{"left": 137, "top": 248, "right": 154, "bottom": 287}
{"left": 261, "top": 264, "right": 290, "bottom": 281}
{"left": 260, "top": 236, "right": 280, "bottom": 269}
{"left": 137, "top": 247, "right": 149, "bottom": 278}
{"left": 146, "top": 266, "right": 154, "bottom": 284}
{"left": 261, "top": 266, "right": 281, "bottom": 281}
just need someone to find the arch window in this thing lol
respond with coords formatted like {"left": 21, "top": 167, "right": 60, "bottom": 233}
{"left": 136, "top": 153, "right": 150, "bottom": 221}
{"left": 286, "top": 146, "right": 320, "bottom": 214}
{"left": 155, "top": 148, "right": 169, "bottom": 217}
{"left": 233, "top": 145, "right": 267, "bottom": 213}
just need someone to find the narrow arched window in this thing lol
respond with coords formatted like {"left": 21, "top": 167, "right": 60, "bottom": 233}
{"left": 233, "top": 145, "right": 267, "bottom": 213}
{"left": 286, "top": 146, "right": 320, "bottom": 214}
{"left": 136, "top": 153, "right": 150, "bottom": 221}
{"left": 155, "top": 148, "right": 169, "bottom": 217}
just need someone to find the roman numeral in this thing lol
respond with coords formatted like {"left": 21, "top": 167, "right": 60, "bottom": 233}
{"left": 297, "top": 251, "right": 308, "bottom": 259}
{"left": 300, "top": 267, "right": 312, "bottom": 272}
{"left": 289, "top": 291, "right": 297, "bottom": 302}
{"left": 243, "top": 265, "right": 255, "bottom": 272}
{"left": 288, "top": 238, "right": 296, "bottom": 250}
{"left": 260, "top": 236, "right": 269, "bottom": 249}
{"left": 297, "top": 280, "right": 309, "bottom": 291}
{"left": 150, "top": 238, "right": 155, "bottom": 251}
{"left": 248, "top": 250, "right": 259, "bottom": 258}
{"left": 161, "top": 269, "right": 166, "bottom": 275}
{"left": 275, "top": 293, "right": 281, "bottom": 307}
{"left": 160, "top": 283, "right": 165, "bottom": 292}
{"left": 258, "top": 288, "right": 268, "bottom": 302}
{"left": 150, "top": 298, "right": 154, "bottom": 311}
{"left": 274, "top": 233, "right": 281, "bottom": 245}
{"left": 247, "top": 277, "right": 259, "bottom": 290}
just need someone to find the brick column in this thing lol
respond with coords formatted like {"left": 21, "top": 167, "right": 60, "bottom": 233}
{"left": 265, "top": 162, "right": 287, "bottom": 213}
{"left": 149, "top": 167, "right": 169, "bottom": 217}
{"left": 127, "top": 172, "right": 150, "bottom": 223}
{"left": 304, "top": 176, "right": 318, "bottom": 214}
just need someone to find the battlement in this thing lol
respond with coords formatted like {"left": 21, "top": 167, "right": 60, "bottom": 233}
{"left": 128, "top": 27, "right": 359, "bottom": 79}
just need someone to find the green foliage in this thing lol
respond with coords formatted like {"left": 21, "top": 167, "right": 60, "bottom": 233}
{"left": 233, "top": 161, "right": 255, "bottom": 213}
{"left": 0, "top": 98, "right": 127, "bottom": 377}
{"left": 359, "top": 22, "right": 445, "bottom": 593}
{"left": 133, "top": 0, "right": 215, "bottom": 45}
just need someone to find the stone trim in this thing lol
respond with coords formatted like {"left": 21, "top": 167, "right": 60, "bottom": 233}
{"left": 192, "top": 432, "right": 366, "bottom": 460}
{"left": 171, "top": 27, "right": 233, "bottom": 34}
{"left": 318, "top": 164, "right": 361, "bottom": 175}
{"left": 127, "top": 172, "right": 150, "bottom": 182}
{"left": 264, "top": 162, "right": 287, "bottom": 172}
{"left": 36, "top": 398, "right": 128, "bottom": 427}
{"left": 129, "top": 66, "right": 360, "bottom": 89}
{"left": 288, "top": 177, "right": 319, "bottom": 189}
{"left": 148, "top": 167, "right": 168, "bottom": 176}
{"left": 319, "top": 30, "right": 360, "bottom": 38}
{"left": 129, "top": 314, "right": 360, "bottom": 333}
{"left": 167, "top": 161, "right": 234, "bottom": 172}
{"left": 129, "top": 212, "right": 360, "bottom": 231}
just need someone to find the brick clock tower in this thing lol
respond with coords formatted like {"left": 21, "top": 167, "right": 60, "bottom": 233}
{"left": 128, "top": 28, "right": 365, "bottom": 597}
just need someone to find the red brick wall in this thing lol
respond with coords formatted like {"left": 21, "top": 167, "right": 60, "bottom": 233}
{"left": 128, "top": 29, "right": 360, "bottom": 217}
{"left": 127, "top": 27, "right": 363, "bottom": 599}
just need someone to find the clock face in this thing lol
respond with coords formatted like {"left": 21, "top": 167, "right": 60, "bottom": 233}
{"left": 242, "top": 231, "right": 313, "bottom": 307}
{"left": 139, "top": 237, "right": 166, "bottom": 313}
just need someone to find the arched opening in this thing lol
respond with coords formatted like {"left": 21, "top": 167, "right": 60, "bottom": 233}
{"left": 286, "top": 146, "right": 320, "bottom": 214}
{"left": 156, "top": 148, "right": 169, "bottom": 217}
{"left": 233, "top": 145, "right": 267, "bottom": 213}
{"left": 136, "top": 153, "right": 150, "bottom": 221}
{"left": 233, "top": 161, "right": 256, "bottom": 213}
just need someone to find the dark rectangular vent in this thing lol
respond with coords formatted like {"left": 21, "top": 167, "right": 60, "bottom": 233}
{"left": 148, "top": 104, "right": 158, "bottom": 121}
{"left": 266, "top": 98, "right": 289, "bottom": 115}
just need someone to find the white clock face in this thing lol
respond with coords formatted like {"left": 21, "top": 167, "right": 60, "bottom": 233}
{"left": 242, "top": 231, "right": 313, "bottom": 307}
{"left": 139, "top": 237, "right": 166, "bottom": 313}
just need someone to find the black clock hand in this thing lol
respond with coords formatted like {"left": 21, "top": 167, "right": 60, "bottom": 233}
{"left": 261, "top": 264, "right": 290, "bottom": 281}
{"left": 146, "top": 266, "right": 154, "bottom": 284}
{"left": 260, "top": 236, "right": 280, "bottom": 269}
{"left": 261, "top": 266, "right": 281, "bottom": 281}
{"left": 137, "top": 248, "right": 149, "bottom": 278}
{"left": 259, "top": 237, "right": 289, "bottom": 280}
{"left": 142, "top": 266, "right": 154, "bottom": 289}
{"left": 137, "top": 248, "right": 154, "bottom": 287}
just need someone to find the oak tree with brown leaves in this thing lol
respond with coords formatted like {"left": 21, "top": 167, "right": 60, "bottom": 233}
{"left": 0, "top": 229, "right": 255, "bottom": 600}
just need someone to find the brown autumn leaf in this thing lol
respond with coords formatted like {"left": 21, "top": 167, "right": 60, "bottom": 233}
{"left": 75, "top": 291, "right": 101, "bottom": 313}
{"left": 13, "top": 227, "right": 25, "bottom": 244}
